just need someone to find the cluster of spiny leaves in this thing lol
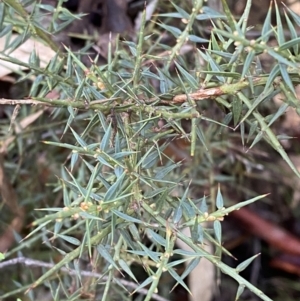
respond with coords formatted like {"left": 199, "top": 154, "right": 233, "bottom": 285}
{"left": 1, "top": 0, "right": 300, "bottom": 300}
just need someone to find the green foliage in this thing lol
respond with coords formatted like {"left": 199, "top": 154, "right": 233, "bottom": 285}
{"left": 1, "top": 0, "right": 300, "bottom": 300}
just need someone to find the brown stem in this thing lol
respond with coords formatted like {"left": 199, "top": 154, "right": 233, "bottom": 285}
{"left": 230, "top": 207, "right": 300, "bottom": 257}
{"left": 0, "top": 155, "right": 25, "bottom": 252}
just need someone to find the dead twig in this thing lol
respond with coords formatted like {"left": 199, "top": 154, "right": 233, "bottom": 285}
{"left": 231, "top": 207, "right": 300, "bottom": 257}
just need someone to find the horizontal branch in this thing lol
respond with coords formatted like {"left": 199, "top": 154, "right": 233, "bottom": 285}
{"left": 0, "top": 77, "right": 268, "bottom": 108}
{"left": 0, "top": 98, "right": 117, "bottom": 112}
{"left": 0, "top": 97, "right": 200, "bottom": 120}
{"left": 170, "top": 76, "right": 268, "bottom": 103}
{"left": 0, "top": 75, "right": 289, "bottom": 121}
{"left": 0, "top": 99, "right": 46, "bottom": 106}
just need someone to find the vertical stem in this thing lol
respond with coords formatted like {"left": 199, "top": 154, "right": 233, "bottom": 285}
{"left": 166, "top": 0, "right": 204, "bottom": 70}
{"left": 132, "top": 7, "right": 146, "bottom": 93}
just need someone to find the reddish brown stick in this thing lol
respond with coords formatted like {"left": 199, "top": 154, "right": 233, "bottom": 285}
{"left": 230, "top": 207, "right": 300, "bottom": 257}
{"left": 270, "top": 252, "right": 300, "bottom": 275}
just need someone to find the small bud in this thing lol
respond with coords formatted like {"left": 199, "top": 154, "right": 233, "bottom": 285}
{"left": 72, "top": 213, "right": 80, "bottom": 220}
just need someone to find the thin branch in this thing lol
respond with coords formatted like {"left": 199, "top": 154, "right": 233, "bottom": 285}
{"left": 170, "top": 77, "right": 268, "bottom": 103}
{"left": 0, "top": 257, "right": 170, "bottom": 301}
{"left": 0, "top": 99, "right": 47, "bottom": 106}
{"left": 0, "top": 75, "right": 283, "bottom": 122}
{"left": 0, "top": 98, "right": 116, "bottom": 107}
{"left": 0, "top": 77, "right": 266, "bottom": 108}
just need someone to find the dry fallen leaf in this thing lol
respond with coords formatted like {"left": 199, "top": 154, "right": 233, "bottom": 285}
{"left": 286, "top": 0, "right": 300, "bottom": 15}
{"left": 0, "top": 35, "right": 56, "bottom": 78}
